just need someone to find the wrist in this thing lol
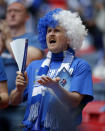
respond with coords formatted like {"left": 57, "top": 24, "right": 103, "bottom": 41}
{"left": 51, "top": 84, "right": 62, "bottom": 94}
{"left": 10, "top": 88, "right": 24, "bottom": 105}
{"left": 16, "top": 87, "right": 24, "bottom": 95}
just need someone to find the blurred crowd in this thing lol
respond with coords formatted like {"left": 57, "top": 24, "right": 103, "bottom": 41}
{"left": 0, "top": 0, "right": 105, "bottom": 130}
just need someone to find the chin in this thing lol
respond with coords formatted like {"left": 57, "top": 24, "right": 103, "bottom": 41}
{"left": 49, "top": 49, "right": 60, "bottom": 53}
{"left": 9, "top": 21, "right": 17, "bottom": 26}
{"left": 48, "top": 46, "right": 61, "bottom": 53}
{"left": 49, "top": 49, "right": 56, "bottom": 53}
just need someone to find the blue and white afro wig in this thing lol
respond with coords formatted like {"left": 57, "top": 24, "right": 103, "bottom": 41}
{"left": 38, "top": 8, "right": 87, "bottom": 51}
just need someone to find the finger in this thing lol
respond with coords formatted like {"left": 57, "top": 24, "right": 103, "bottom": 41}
{"left": 46, "top": 76, "right": 59, "bottom": 83}
{"left": 16, "top": 71, "right": 23, "bottom": 76}
{"left": 16, "top": 79, "right": 26, "bottom": 84}
{"left": 37, "top": 79, "right": 45, "bottom": 85}
{"left": 24, "top": 71, "right": 28, "bottom": 83}
{"left": 44, "top": 76, "right": 53, "bottom": 81}
{"left": 16, "top": 75, "right": 25, "bottom": 81}
{"left": 40, "top": 76, "right": 49, "bottom": 82}
{"left": 54, "top": 77, "right": 60, "bottom": 82}
{"left": 16, "top": 82, "right": 25, "bottom": 86}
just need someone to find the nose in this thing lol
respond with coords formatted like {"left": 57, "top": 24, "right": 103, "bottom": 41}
{"left": 10, "top": 11, "right": 15, "bottom": 16}
{"left": 8, "top": 10, "right": 15, "bottom": 17}
{"left": 50, "top": 30, "right": 55, "bottom": 35}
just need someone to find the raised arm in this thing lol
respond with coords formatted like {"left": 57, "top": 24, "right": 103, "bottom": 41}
{"left": 10, "top": 71, "right": 28, "bottom": 105}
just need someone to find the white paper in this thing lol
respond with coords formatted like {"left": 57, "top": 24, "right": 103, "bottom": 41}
{"left": 10, "top": 39, "right": 26, "bottom": 71}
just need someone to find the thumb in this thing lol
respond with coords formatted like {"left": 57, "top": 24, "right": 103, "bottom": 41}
{"left": 24, "top": 71, "right": 28, "bottom": 83}
{"left": 54, "top": 77, "right": 60, "bottom": 82}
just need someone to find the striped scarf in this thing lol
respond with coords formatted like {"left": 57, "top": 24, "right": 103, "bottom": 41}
{"left": 37, "top": 48, "right": 75, "bottom": 77}
{"left": 24, "top": 48, "right": 75, "bottom": 130}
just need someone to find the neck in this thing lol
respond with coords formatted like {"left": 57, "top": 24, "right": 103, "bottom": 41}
{"left": 51, "top": 52, "right": 63, "bottom": 61}
{"left": 51, "top": 48, "right": 75, "bottom": 61}
{"left": 10, "top": 25, "right": 26, "bottom": 38}
{"left": 37, "top": 48, "right": 75, "bottom": 76}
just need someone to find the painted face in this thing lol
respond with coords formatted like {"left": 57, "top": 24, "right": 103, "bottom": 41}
{"left": 6, "top": 2, "right": 28, "bottom": 28}
{"left": 46, "top": 26, "right": 69, "bottom": 53}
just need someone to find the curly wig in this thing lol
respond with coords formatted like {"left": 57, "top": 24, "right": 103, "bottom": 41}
{"left": 38, "top": 8, "right": 87, "bottom": 51}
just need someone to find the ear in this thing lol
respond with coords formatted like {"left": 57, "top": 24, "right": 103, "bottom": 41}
{"left": 25, "top": 13, "right": 30, "bottom": 22}
{"left": 26, "top": 13, "right": 29, "bottom": 20}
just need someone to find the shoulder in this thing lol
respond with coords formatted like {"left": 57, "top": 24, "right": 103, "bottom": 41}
{"left": 26, "top": 58, "right": 45, "bottom": 70}
{"left": 22, "top": 33, "right": 38, "bottom": 41}
{"left": 74, "top": 57, "right": 90, "bottom": 66}
{"left": 71, "top": 57, "right": 91, "bottom": 75}
{"left": 13, "top": 33, "right": 35, "bottom": 39}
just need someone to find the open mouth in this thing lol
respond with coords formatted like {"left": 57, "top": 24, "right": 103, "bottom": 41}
{"left": 49, "top": 39, "right": 56, "bottom": 44}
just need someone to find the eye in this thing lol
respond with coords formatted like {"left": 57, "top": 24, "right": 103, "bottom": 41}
{"left": 55, "top": 29, "right": 60, "bottom": 32}
{"left": 47, "top": 28, "right": 52, "bottom": 33}
{"left": 15, "top": 9, "right": 21, "bottom": 13}
{"left": 7, "top": 10, "right": 11, "bottom": 14}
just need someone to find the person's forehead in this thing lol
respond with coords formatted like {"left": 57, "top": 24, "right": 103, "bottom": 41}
{"left": 48, "top": 26, "right": 66, "bottom": 31}
{"left": 7, "top": 2, "right": 26, "bottom": 11}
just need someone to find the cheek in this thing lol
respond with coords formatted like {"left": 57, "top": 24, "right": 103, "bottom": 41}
{"left": 59, "top": 39, "right": 68, "bottom": 49}
{"left": 0, "top": 35, "right": 3, "bottom": 40}
{"left": 59, "top": 36, "right": 66, "bottom": 44}
{"left": 46, "top": 35, "right": 49, "bottom": 42}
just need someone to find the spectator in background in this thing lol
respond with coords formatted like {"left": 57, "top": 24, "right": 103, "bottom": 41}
{"left": 0, "top": 19, "right": 11, "bottom": 55}
{"left": 92, "top": 0, "right": 105, "bottom": 80}
{"left": 95, "top": 0, "right": 105, "bottom": 43}
{"left": 0, "top": 0, "right": 7, "bottom": 19}
{"left": 17, "top": 0, "right": 43, "bottom": 33}
{"left": 0, "top": 57, "right": 9, "bottom": 130}
{"left": 0, "top": 1, "right": 44, "bottom": 131}
{"left": 0, "top": 57, "right": 9, "bottom": 109}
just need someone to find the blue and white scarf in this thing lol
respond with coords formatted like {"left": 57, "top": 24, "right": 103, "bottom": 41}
{"left": 37, "top": 49, "right": 74, "bottom": 77}
{"left": 25, "top": 48, "right": 75, "bottom": 130}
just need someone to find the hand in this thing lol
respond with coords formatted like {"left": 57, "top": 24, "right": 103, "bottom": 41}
{"left": 16, "top": 71, "right": 28, "bottom": 93}
{"left": 37, "top": 76, "right": 60, "bottom": 90}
